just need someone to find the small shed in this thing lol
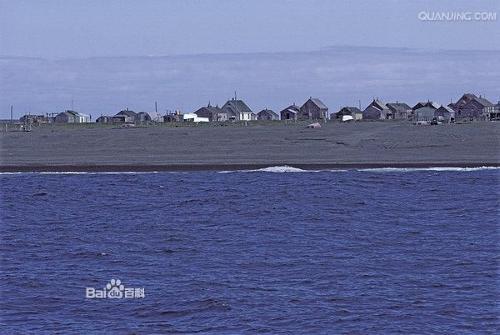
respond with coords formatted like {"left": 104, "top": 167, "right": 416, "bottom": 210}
{"left": 257, "top": 109, "right": 279, "bottom": 120}
{"left": 115, "top": 109, "right": 137, "bottom": 123}
{"left": 334, "top": 107, "right": 363, "bottom": 121}
{"left": 299, "top": 97, "right": 328, "bottom": 120}
{"left": 435, "top": 106, "right": 455, "bottom": 123}
{"left": 363, "top": 99, "right": 391, "bottom": 120}
{"left": 136, "top": 112, "right": 152, "bottom": 123}
{"left": 386, "top": 102, "right": 413, "bottom": 119}
{"left": 414, "top": 107, "right": 436, "bottom": 122}
{"left": 280, "top": 104, "right": 299, "bottom": 121}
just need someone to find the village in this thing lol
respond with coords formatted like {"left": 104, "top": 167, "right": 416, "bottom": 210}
{"left": 15, "top": 92, "right": 500, "bottom": 129}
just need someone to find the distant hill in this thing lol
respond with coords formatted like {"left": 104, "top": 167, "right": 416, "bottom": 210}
{"left": 1, "top": 46, "right": 499, "bottom": 118}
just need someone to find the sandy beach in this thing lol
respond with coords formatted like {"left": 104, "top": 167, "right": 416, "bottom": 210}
{"left": 1, "top": 121, "right": 499, "bottom": 172}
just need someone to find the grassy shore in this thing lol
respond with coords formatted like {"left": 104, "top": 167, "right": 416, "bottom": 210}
{"left": 1, "top": 121, "right": 499, "bottom": 171}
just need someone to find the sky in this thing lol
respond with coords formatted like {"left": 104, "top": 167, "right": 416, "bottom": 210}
{"left": 1, "top": 0, "right": 499, "bottom": 58}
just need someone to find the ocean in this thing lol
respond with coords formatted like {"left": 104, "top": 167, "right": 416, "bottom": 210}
{"left": 1, "top": 168, "right": 499, "bottom": 334}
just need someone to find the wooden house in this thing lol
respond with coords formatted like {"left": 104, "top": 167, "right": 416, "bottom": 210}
{"left": 363, "top": 99, "right": 391, "bottom": 120}
{"left": 163, "top": 111, "right": 183, "bottom": 123}
{"left": 333, "top": 107, "right": 363, "bottom": 121}
{"left": 257, "top": 109, "right": 279, "bottom": 120}
{"left": 492, "top": 101, "right": 500, "bottom": 121}
{"left": 449, "top": 93, "right": 494, "bottom": 121}
{"left": 299, "top": 97, "right": 328, "bottom": 120}
{"left": 280, "top": 104, "right": 299, "bottom": 121}
{"left": 434, "top": 106, "right": 455, "bottom": 123}
{"left": 413, "top": 101, "right": 440, "bottom": 111}
{"left": 194, "top": 104, "right": 227, "bottom": 122}
{"left": 20, "top": 114, "right": 51, "bottom": 124}
{"left": 54, "top": 110, "right": 90, "bottom": 123}
{"left": 386, "top": 102, "right": 413, "bottom": 119}
{"left": 414, "top": 107, "right": 436, "bottom": 123}
{"left": 136, "top": 112, "right": 152, "bottom": 123}
{"left": 96, "top": 116, "right": 111, "bottom": 123}
{"left": 115, "top": 109, "right": 137, "bottom": 123}
{"left": 221, "top": 99, "right": 254, "bottom": 121}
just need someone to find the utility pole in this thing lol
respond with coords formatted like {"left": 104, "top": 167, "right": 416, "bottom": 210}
{"left": 10, "top": 105, "right": 13, "bottom": 123}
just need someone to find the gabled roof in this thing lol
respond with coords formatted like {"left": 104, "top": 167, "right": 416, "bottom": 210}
{"left": 280, "top": 104, "right": 300, "bottom": 113}
{"left": 436, "top": 105, "right": 455, "bottom": 113}
{"left": 414, "top": 106, "right": 436, "bottom": 114}
{"left": 369, "top": 99, "right": 388, "bottom": 110}
{"left": 195, "top": 105, "right": 222, "bottom": 114}
{"left": 257, "top": 109, "right": 278, "bottom": 116}
{"left": 413, "top": 101, "right": 439, "bottom": 110}
{"left": 337, "top": 106, "right": 362, "bottom": 114}
{"left": 308, "top": 97, "right": 328, "bottom": 110}
{"left": 116, "top": 110, "right": 137, "bottom": 117}
{"left": 472, "top": 96, "right": 494, "bottom": 107}
{"left": 222, "top": 99, "right": 253, "bottom": 114}
{"left": 386, "top": 102, "right": 412, "bottom": 113}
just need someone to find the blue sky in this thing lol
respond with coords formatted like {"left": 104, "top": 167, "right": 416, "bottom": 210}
{"left": 1, "top": 0, "right": 499, "bottom": 58}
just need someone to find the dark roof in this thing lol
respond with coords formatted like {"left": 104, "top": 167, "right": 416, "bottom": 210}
{"left": 337, "top": 106, "right": 362, "bottom": 114}
{"left": 308, "top": 98, "right": 328, "bottom": 110}
{"left": 222, "top": 99, "right": 253, "bottom": 114}
{"left": 280, "top": 104, "right": 300, "bottom": 113}
{"left": 436, "top": 105, "right": 455, "bottom": 113}
{"left": 472, "top": 96, "right": 494, "bottom": 107}
{"left": 386, "top": 102, "right": 411, "bottom": 113}
{"left": 257, "top": 109, "right": 278, "bottom": 116}
{"left": 414, "top": 106, "right": 436, "bottom": 114}
{"left": 116, "top": 110, "right": 137, "bottom": 117}
{"left": 413, "top": 101, "right": 439, "bottom": 110}
{"left": 370, "top": 99, "right": 388, "bottom": 110}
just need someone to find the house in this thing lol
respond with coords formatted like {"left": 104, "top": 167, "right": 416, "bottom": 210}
{"left": 280, "top": 104, "right": 299, "bottom": 121}
{"left": 386, "top": 102, "right": 413, "bottom": 119}
{"left": 193, "top": 104, "right": 227, "bottom": 122}
{"left": 257, "top": 109, "right": 279, "bottom": 120}
{"left": 363, "top": 99, "right": 391, "bottom": 120}
{"left": 414, "top": 107, "right": 436, "bottom": 123}
{"left": 54, "top": 110, "right": 90, "bottom": 123}
{"left": 299, "top": 97, "right": 328, "bottom": 120}
{"left": 491, "top": 101, "right": 500, "bottom": 120}
{"left": 96, "top": 116, "right": 111, "bottom": 123}
{"left": 220, "top": 98, "right": 254, "bottom": 121}
{"left": 435, "top": 105, "right": 455, "bottom": 123}
{"left": 413, "top": 101, "right": 440, "bottom": 111}
{"left": 136, "top": 112, "right": 151, "bottom": 123}
{"left": 183, "top": 113, "right": 209, "bottom": 123}
{"left": 115, "top": 109, "right": 137, "bottom": 123}
{"left": 449, "top": 93, "right": 494, "bottom": 120}
{"left": 333, "top": 107, "right": 363, "bottom": 121}
{"left": 20, "top": 114, "right": 51, "bottom": 124}
{"left": 164, "top": 111, "right": 183, "bottom": 123}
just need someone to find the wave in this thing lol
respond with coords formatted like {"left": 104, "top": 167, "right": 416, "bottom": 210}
{"left": 219, "top": 166, "right": 326, "bottom": 173}
{"left": 1, "top": 166, "right": 498, "bottom": 175}
{"left": 356, "top": 167, "right": 500, "bottom": 172}
{"left": 219, "top": 165, "right": 499, "bottom": 173}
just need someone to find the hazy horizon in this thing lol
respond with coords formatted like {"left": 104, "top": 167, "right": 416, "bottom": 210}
{"left": 1, "top": 46, "right": 499, "bottom": 119}
{"left": 1, "top": 0, "right": 499, "bottom": 118}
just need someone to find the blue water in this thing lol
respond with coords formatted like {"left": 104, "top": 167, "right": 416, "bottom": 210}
{"left": 1, "top": 169, "right": 499, "bottom": 334}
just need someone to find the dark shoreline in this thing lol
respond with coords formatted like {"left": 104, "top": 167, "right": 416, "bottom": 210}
{"left": 2, "top": 122, "right": 499, "bottom": 172}
{"left": 1, "top": 162, "right": 499, "bottom": 173}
